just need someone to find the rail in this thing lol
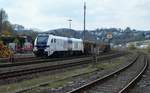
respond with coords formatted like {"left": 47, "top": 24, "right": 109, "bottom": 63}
{"left": 68, "top": 54, "right": 144, "bottom": 93}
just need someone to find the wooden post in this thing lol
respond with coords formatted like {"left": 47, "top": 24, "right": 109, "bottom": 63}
{"left": 93, "top": 44, "right": 97, "bottom": 67}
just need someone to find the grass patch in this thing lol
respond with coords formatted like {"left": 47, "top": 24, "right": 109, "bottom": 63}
{"left": 94, "top": 57, "right": 123, "bottom": 69}
{"left": 0, "top": 65, "right": 97, "bottom": 93}
{"left": 48, "top": 79, "right": 69, "bottom": 88}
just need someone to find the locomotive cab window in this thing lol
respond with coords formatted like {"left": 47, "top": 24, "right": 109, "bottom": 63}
{"left": 54, "top": 39, "right": 56, "bottom": 43}
{"left": 51, "top": 39, "right": 53, "bottom": 43}
{"left": 37, "top": 36, "right": 48, "bottom": 44}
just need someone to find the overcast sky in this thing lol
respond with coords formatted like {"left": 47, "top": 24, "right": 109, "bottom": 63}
{"left": 0, "top": 0, "right": 150, "bottom": 31}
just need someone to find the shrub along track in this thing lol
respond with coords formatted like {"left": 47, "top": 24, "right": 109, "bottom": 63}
{"left": 66, "top": 54, "right": 148, "bottom": 93}
{"left": 0, "top": 51, "right": 127, "bottom": 85}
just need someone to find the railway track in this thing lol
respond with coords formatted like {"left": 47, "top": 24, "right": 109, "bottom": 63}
{"left": 127, "top": 54, "right": 150, "bottom": 93}
{"left": 1, "top": 52, "right": 110, "bottom": 63}
{"left": 14, "top": 53, "right": 137, "bottom": 93}
{"left": 0, "top": 56, "right": 38, "bottom": 63}
{"left": 0, "top": 55, "right": 89, "bottom": 68}
{"left": 67, "top": 54, "right": 148, "bottom": 93}
{"left": 0, "top": 51, "right": 126, "bottom": 71}
{"left": 6, "top": 51, "right": 130, "bottom": 93}
{"left": 0, "top": 51, "right": 119, "bottom": 67}
{"left": 0, "top": 52, "right": 126, "bottom": 80}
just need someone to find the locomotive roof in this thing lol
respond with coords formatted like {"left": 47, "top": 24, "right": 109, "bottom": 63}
{"left": 38, "top": 34, "right": 83, "bottom": 42}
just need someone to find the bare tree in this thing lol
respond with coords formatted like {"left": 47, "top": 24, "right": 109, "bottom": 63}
{"left": 0, "top": 8, "right": 8, "bottom": 34}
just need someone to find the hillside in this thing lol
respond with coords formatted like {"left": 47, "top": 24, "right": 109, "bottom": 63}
{"left": 45, "top": 28, "right": 150, "bottom": 44}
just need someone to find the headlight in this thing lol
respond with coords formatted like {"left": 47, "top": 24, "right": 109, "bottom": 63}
{"left": 45, "top": 48, "right": 50, "bottom": 51}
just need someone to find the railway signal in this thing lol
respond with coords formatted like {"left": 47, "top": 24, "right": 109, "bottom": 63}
{"left": 107, "top": 32, "right": 112, "bottom": 39}
{"left": 107, "top": 32, "right": 112, "bottom": 45}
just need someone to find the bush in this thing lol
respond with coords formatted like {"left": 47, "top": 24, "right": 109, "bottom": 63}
{"left": 128, "top": 44, "right": 136, "bottom": 50}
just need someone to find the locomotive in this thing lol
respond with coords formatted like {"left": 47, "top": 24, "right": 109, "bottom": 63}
{"left": 33, "top": 34, "right": 110, "bottom": 57}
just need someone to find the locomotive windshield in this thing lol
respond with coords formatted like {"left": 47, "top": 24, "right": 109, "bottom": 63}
{"left": 37, "top": 36, "right": 49, "bottom": 44}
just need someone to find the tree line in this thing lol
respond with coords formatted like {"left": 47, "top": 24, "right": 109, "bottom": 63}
{"left": 0, "top": 8, "right": 13, "bottom": 36}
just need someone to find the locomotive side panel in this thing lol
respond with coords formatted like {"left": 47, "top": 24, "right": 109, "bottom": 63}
{"left": 53, "top": 37, "right": 68, "bottom": 52}
{"left": 71, "top": 38, "right": 83, "bottom": 52}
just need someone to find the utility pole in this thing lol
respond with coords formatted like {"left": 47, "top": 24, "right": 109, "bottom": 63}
{"left": 83, "top": 2, "right": 86, "bottom": 40}
{"left": 68, "top": 19, "right": 72, "bottom": 30}
{"left": 0, "top": 10, "right": 2, "bottom": 34}
{"left": 68, "top": 19, "right": 72, "bottom": 38}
